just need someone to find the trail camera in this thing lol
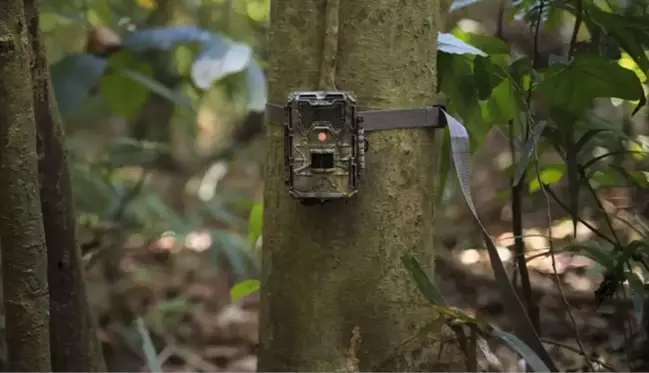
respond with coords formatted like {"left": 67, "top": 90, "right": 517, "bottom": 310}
{"left": 266, "top": 91, "right": 446, "bottom": 204}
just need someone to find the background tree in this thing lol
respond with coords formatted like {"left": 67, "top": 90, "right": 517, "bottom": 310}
{"left": 0, "top": 0, "right": 52, "bottom": 370}
{"left": 257, "top": 0, "right": 465, "bottom": 371}
{"left": 24, "top": 0, "right": 107, "bottom": 369}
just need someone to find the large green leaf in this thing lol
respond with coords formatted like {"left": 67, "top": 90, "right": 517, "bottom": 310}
{"left": 438, "top": 54, "right": 479, "bottom": 112}
{"left": 456, "top": 33, "right": 510, "bottom": 56}
{"left": 438, "top": 53, "right": 485, "bottom": 149}
{"left": 474, "top": 56, "right": 506, "bottom": 100}
{"left": 480, "top": 78, "right": 516, "bottom": 124}
{"left": 491, "top": 328, "right": 552, "bottom": 372}
{"left": 438, "top": 32, "right": 487, "bottom": 57}
{"left": 99, "top": 51, "right": 153, "bottom": 119}
{"left": 401, "top": 254, "right": 447, "bottom": 306}
{"left": 585, "top": 5, "right": 649, "bottom": 76}
{"left": 537, "top": 55, "right": 645, "bottom": 113}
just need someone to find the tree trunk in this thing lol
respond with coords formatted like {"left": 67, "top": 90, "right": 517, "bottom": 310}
{"left": 23, "top": 0, "right": 107, "bottom": 370}
{"left": 0, "top": 0, "right": 52, "bottom": 370}
{"left": 258, "top": 1, "right": 465, "bottom": 371}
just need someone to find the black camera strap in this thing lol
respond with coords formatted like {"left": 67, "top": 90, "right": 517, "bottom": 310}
{"left": 265, "top": 103, "right": 447, "bottom": 132}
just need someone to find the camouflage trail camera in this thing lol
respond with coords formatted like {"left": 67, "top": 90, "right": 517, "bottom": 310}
{"left": 266, "top": 91, "right": 446, "bottom": 204}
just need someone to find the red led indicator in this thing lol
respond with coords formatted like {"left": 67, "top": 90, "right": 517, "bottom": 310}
{"left": 318, "top": 132, "right": 327, "bottom": 141}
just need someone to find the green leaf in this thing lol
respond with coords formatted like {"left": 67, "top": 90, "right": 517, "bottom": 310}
{"left": 69, "top": 162, "right": 116, "bottom": 216}
{"left": 588, "top": 170, "right": 628, "bottom": 187}
{"left": 508, "top": 56, "right": 533, "bottom": 88}
{"left": 99, "top": 52, "right": 153, "bottom": 119}
{"left": 401, "top": 254, "right": 447, "bottom": 306}
{"left": 528, "top": 163, "right": 566, "bottom": 192}
{"left": 555, "top": 242, "right": 616, "bottom": 270}
{"left": 438, "top": 32, "right": 488, "bottom": 56}
{"left": 625, "top": 271, "right": 646, "bottom": 328}
{"left": 116, "top": 67, "right": 193, "bottom": 109}
{"left": 50, "top": 54, "right": 107, "bottom": 116}
{"left": 480, "top": 78, "right": 516, "bottom": 124}
{"left": 453, "top": 32, "right": 510, "bottom": 56}
{"left": 491, "top": 328, "right": 552, "bottom": 373}
{"left": 438, "top": 54, "right": 479, "bottom": 115}
{"left": 135, "top": 317, "right": 162, "bottom": 373}
{"left": 630, "top": 171, "right": 649, "bottom": 188}
{"left": 474, "top": 56, "right": 506, "bottom": 100}
{"left": 438, "top": 53, "right": 491, "bottom": 150}
{"left": 246, "top": 0, "right": 270, "bottom": 21}
{"left": 230, "top": 279, "right": 260, "bottom": 303}
{"left": 247, "top": 203, "right": 263, "bottom": 247}
{"left": 537, "top": 55, "right": 645, "bottom": 113}
{"left": 585, "top": 5, "right": 649, "bottom": 76}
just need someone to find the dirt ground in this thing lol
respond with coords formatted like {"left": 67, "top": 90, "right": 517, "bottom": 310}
{"left": 86, "top": 131, "right": 649, "bottom": 372}
{"left": 87, "top": 226, "right": 648, "bottom": 372}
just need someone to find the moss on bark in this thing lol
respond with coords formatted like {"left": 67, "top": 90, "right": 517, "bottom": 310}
{"left": 22, "top": 0, "right": 108, "bottom": 370}
{"left": 0, "top": 0, "right": 52, "bottom": 370}
{"left": 258, "top": 0, "right": 466, "bottom": 371}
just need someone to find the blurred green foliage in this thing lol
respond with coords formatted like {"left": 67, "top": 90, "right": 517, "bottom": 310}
{"left": 42, "top": 0, "right": 270, "bottom": 283}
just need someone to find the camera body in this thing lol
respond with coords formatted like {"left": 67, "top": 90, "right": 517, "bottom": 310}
{"left": 283, "top": 91, "right": 366, "bottom": 201}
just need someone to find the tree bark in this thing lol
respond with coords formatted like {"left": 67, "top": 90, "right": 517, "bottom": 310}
{"left": 0, "top": 0, "right": 52, "bottom": 370}
{"left": 22, "top": 0, "right": 108, "bottom": 370}
{"left": 258, "top": 0, "right": 466, "bottom": 371}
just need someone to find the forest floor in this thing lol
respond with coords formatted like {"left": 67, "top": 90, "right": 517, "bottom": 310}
{"left": 89, "top": 196, "right": 646, "bottom": 373}
{"left": 87, "top": 133, "right": 649, "bottom": 372}
{"left": 88, "top": 219, "right": 648, "bottom": 372}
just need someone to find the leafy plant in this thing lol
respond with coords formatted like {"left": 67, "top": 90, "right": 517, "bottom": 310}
{"left": 409, "top": 0, "right": 649, "bottom": 369}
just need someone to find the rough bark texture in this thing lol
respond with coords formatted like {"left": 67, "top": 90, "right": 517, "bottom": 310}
{"left": 258, "top": 0, "right": 466, "bottom": 371}
{"left": 0, "top": 0, "right": 52, "bottom": 370}
{"left": 23, "top": 0, "right": 107, "bottom": 370}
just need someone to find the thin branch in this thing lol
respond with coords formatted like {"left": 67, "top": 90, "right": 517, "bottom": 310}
{"left": 567, "top": 0, "right": 583, "bottom": 59}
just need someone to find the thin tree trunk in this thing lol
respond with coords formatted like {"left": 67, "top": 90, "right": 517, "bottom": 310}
{"left": 0, "top": 0, "right": 52, "bottom": 370}
{"left": 23, "top": 0, "right": 107, "bottom": 370}
{"left": 258, "top": 0, "right": 466, "bottom": 371}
